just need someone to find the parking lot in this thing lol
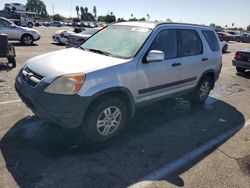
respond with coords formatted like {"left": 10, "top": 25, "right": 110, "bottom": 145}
{"left": 0, "top": 26, "right": 250, "bottom": 188}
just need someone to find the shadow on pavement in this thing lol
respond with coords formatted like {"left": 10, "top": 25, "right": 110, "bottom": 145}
{"left": 236, "top": 71, "right": 250, "bottom": 79}
{"left": 51, "top": 42, "right": 65, "bottom": 46}
{"left": 11, "top": 43, "right": 38, "bottom": 47}
{"left": 0, "top": 97, "right": 245, "bottom": 188}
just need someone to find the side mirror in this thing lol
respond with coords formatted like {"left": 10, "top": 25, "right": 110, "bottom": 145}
{"left": 145, "top": 50, "right": 165, "bottom": 63}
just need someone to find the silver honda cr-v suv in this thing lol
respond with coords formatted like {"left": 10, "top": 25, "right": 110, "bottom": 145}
{"left": 15, "top": 22, "right": 222, "bottom": 142}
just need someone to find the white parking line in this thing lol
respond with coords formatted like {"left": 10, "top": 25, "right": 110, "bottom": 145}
{"left": 130, "top": 121, "right": 249, "bottom": 187}
{"left": 0, "top": 99, "right": 21, "bottom": 105}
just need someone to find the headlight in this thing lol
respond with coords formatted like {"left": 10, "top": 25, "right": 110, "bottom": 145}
{"left": 44, "top": 74, "right": 85, "bottom": 95}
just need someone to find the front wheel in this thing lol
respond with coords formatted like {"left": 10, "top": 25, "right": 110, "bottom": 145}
{"left": 191, "top": 76, "right": 213, "bottom": 104}
{"left": 83, "top": 96, "right": 127, "bottom": 142}
{"left": 21, "top": 34, "right": 34, "bottom": 45}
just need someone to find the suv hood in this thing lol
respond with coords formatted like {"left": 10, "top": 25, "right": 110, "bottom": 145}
{"left": 25, "top": 48, "right": 128, "bottom": 82}
{"left": 19, "top": 26, "right": 37, "bottom": 32}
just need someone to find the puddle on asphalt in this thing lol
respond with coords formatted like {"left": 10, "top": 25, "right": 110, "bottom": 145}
{"left": 211, "top": 84, "right": 245, "bottom": 98}
{"left": 238, "top": 155, "right": 250, "bottom": 176}
{"left": 173, "top": 96, "right": 218, "bottom": 112}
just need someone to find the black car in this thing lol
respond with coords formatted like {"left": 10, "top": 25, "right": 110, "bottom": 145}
{"left": 232, "top": 50, "right": 250, "bottom": 73}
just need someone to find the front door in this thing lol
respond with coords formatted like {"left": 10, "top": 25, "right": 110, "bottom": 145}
{"left": 137, "top": 29, "right": 182, "bottom": 101}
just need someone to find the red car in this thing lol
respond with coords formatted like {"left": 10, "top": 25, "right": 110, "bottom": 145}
{"left": 217, "top": 32, "right": 233, "bottom": 41}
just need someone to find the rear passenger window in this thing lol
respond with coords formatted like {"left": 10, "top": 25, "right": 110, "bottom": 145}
{"left": 201, "top": 30, "right": 220, "bottom": 52}
{"left": 148, "top": 30, "right": 177, "bottom": 59}
{"left": 178, "top": 30, "right": 203, "bottom": 56}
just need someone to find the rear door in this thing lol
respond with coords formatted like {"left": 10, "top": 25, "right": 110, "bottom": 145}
{"left": 177, "top": 29, "right": 204, "bottom": 88}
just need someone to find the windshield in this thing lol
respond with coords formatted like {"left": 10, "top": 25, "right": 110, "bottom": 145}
{"left": 81, "top": 25, "right": 152, "bottom": 59}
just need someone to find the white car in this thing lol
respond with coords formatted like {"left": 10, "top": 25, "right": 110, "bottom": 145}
{"left": 4, "top": 3, "right": 26, "bottom": 11}
{"left": 52, "top": 30, "right": 74, "bottom": 44}
{"left": 220, "top": 40, "right": 228, "bottom": 53}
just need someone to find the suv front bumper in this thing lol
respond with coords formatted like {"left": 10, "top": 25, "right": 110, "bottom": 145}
{"left": 15, "top": 75, "right": 92, "bottom": 128}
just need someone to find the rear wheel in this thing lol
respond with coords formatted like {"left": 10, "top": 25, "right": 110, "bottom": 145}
{"left": 191, "top": 76, "right": 213, "bottom": 104}
{"left": 83, "top": 96, "right": 127, "bottom": 142}
{"left": 27, "top": 22, "right": 33, "bottom": 28}
{"left": 236, "top": 67, "right": 245, "bottom": 73}
{"left": 7, "top": 57, "right": 16, "bottom": 68}
{"left": 21, "top": 34, "right": 34, "bottom": 45}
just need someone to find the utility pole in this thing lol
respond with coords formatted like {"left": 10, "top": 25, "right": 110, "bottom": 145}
{"left": 52, "top": 4, "right": 54, "bottom": 16}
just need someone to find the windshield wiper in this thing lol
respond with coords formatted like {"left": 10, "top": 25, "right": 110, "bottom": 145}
{"left": 78, "top": 46, "right": 87, "bottom": 51}
{"left": 87, "top": 48, "right": 111, "bottom": 56}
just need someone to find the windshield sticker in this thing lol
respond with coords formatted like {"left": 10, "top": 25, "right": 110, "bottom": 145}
{"left": 131, "top": 27, "right": 149, "bottom": 33}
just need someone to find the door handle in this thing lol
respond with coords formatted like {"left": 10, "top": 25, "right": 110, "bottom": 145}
{"left": 201, "top": 58, "right": 208, "bottom": 61}
{"left": 172, "top": 63, "right": 182, "bottom": 67}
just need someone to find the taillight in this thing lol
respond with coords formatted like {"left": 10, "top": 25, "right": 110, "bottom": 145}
{"left": 60, "top": 31, "right": 67, "bottom": 38}
{"left": 234, "top": 53, "right": 243, "bottom": 60}
{"left": 77, "top": 38, "right": 85, "bottom": 45}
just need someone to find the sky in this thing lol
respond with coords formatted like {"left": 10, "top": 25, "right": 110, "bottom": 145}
{"left": 1, "top": 0, "right": 249, "bottom": 28}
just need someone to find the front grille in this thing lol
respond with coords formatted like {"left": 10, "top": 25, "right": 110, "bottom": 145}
{"left": 20, "top": 67, "right": 44, "bottom": 87}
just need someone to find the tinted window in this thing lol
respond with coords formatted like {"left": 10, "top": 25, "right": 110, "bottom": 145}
{"left": 148, "top": 30, "right": 177, "bottom": 59}
{"left": 0, "top": 19, "right": 10, "bottom": 27}
{"left": 179, "top": 30, "right": 203, "bottom": 56}
{"left": 202, "top": 30, "right": 220, "bottom": 52}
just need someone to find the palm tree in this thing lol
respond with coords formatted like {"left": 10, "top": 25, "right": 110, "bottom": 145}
{"left": 80, "top": 6, "right": 84, "bottom": 20}
{"left": 146, "top": 14, "right": 150, "bottom": 21}
{"left": 76, "top": 5, "right": 79, "bottom": 17}
{"left": 85, "top": 7, "right": 88, "bottom": 13}
{"left": 131, "top": 13, "right": 133, "bottom": 18}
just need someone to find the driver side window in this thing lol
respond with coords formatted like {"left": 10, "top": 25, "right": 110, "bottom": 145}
{"left": 0, "top": 19, "right": 10, "bottom": 27}
{"left": 148, "top": 29, "right": 177, "bottom": 59}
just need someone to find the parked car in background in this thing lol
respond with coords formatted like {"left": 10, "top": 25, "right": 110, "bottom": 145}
{"left": 52, "top": 30, "right": 75, "bottom": 44}
{"left": 66, "top": 27, "right": 102, "bottom": 48}
{"left": 47, "top": 21, "right": 63, "bottom": 27}
{"left": 217, "top": 32, "right": 233, "bottom": 41}
{"left": 52, "top": 28, "right": 87, "bottom": 44}
{"left": 217, "top": 35, "right": 228, "bottom": 53}
{"left": 232, "top": 50, "right": 250, "bottom": 73}
{"left": 220, "top": 40, "right": 228, "bottom": 53}
{"left": 15, "top": 22, "right": 222, "bottom": 142}
{"left": 234, "top": 33, "right": 250, "bottom": 43}
{"left": 0, "top": 17, "right": 40, "bottom": 45}
{"left": 4, "top": 3, "right": 26, "bottom": 11}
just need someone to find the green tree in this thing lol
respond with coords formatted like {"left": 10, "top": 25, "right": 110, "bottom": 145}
{"left": 26, "top": 0, "right": 47, "bottom": 16}
{"left": 52, "top": 14, "right": 65, "bottom": 21}
{"left": 247, "top": 24, "right": 250, "bottom": 31}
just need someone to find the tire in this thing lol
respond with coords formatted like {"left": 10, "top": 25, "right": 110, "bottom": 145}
{"left": 7, "top": 57, "right": 16, "bottom": 68}
{"left": 191, "top": 76, "right": 213, "bottom": 104}
{"left": 27, "top": 22, "right": 33, "bottom": 28}
{"left": 83, "top": 96, "right": 127, "bottom": 142}
{"left": 236, "top": 67, "right": 245, "bottom": 73}
{"left": 21, "top": 34, "right": 34, "bottom": 45}
{"left": 222, "top": 45, "right": 228, "bottom": 53}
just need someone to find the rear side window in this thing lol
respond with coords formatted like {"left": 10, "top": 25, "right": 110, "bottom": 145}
{"left": 178, "top": 30, "right": 203, "bottom": 57}
{"left": 148, "top": 29, "right": 177, "bottom": 59}
{"left": 202, "top": 30, "right": 220, "bottom": 52}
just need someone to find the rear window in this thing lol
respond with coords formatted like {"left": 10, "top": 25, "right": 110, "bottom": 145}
{"left": 202, "top": 30, "right": 220, "bottom": 52}
{"left": 178, "top": 29, "right": 203, "bottom": 57}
